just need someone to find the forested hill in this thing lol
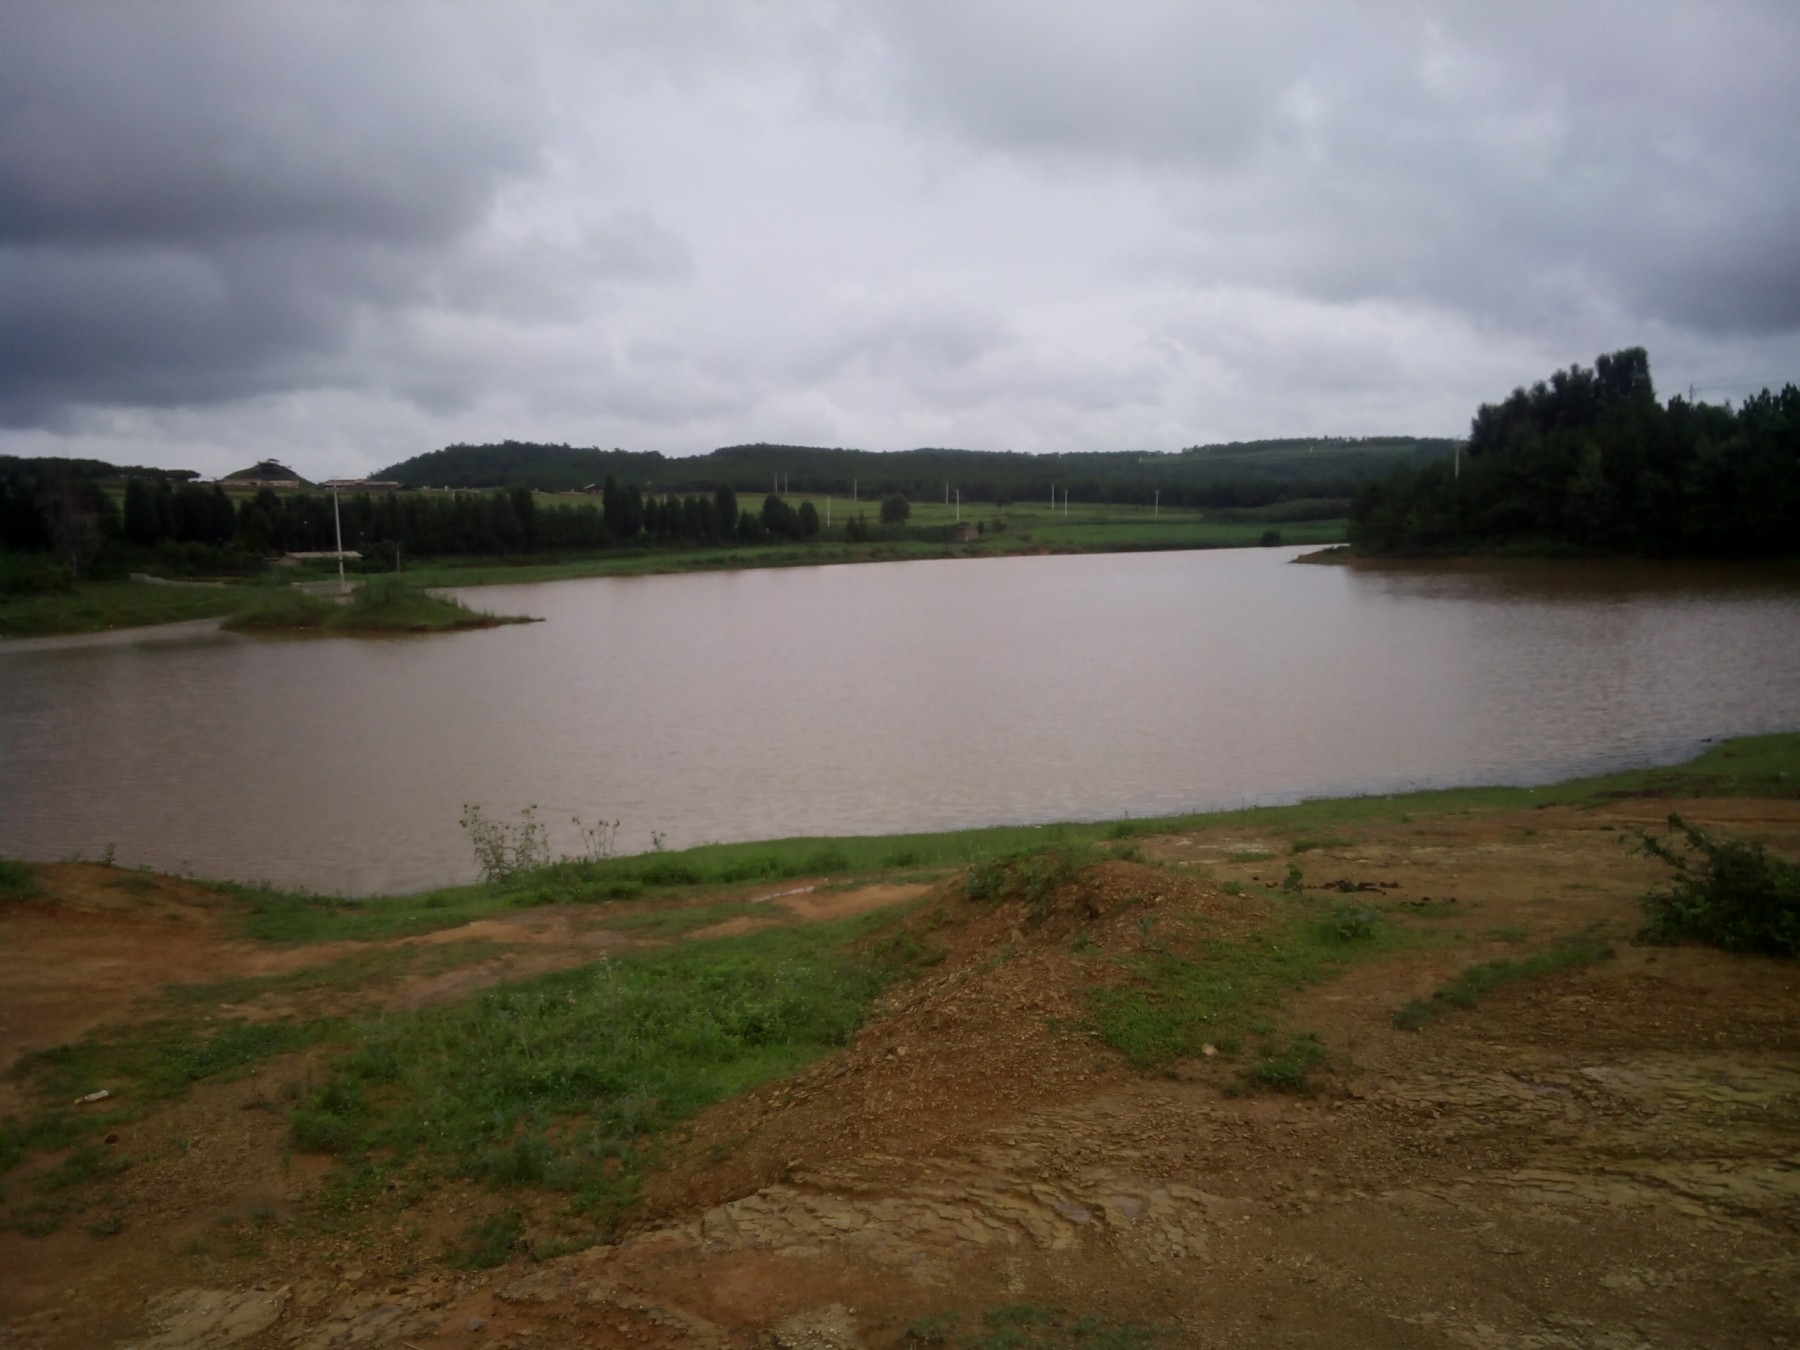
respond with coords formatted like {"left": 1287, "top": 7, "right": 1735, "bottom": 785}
{"left": 379, "top": 436, "right": 1455, "bottom": 507}
{"left": 1349, "top": 348, "right": 1800, "bottom": 557}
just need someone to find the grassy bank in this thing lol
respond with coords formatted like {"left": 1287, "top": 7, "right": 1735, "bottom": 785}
{"left": 222, "top": 578, "right": 532, "bottom": 634}
{"left": 232, "top": 732, "right": 1800, "bottom": 949}
{"left": 0, "top": 578, "right": 251, "bottom": 638}
{"left": 3, "top": 731, "right": 1795, "bottom": 1248}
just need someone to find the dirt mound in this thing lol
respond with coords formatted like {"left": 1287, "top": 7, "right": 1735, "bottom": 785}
{"left": 641, "top": 859, "right": 1251, "bottom": 1218}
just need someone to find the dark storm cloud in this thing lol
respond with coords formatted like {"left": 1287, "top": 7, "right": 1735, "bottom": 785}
{"left": 0, "top": 1, "right": 547, "bottom": 423}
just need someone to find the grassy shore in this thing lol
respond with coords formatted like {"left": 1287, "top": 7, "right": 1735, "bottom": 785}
{"left": 2, "top": 731, "right": 1794, "bottom": 1258}
{"left": 2, "top": 501, "right": 1339, "bottom": 636}
{"left": 221, "top": 578, "right": 533, "bottom": 634}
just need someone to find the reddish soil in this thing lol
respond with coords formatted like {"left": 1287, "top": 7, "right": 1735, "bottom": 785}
{"left": 2, "top": 801, "right": 1797, "bottom": 1348}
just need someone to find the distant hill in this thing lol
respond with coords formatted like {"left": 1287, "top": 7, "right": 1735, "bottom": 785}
{"left": 378, "top": 442, "right": 669, "bottom": 493}
{"left": 378, "top": 436, "right": 1456, "bottom": 507}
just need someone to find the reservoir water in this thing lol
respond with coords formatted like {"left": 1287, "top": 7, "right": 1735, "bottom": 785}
{"left": 2, "top": 547, "right": 1797, "bottom": 895}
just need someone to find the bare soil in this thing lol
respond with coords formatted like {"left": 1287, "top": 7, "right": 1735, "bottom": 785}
{"left": 2, "top": 799, "right": 1797, "bottom": 1349}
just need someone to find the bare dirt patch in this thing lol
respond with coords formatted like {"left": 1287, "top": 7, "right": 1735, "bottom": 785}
{"left": 3, "top": 803, "right": 1798, "bottom": 1348}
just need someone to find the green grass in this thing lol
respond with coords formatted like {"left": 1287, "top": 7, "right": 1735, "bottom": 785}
{"left": 0, "top": 856, "right": 39, "bottom": 902}
{"left": 1392, "top": 932, "right": 1615, "bottom": 1030}
{"left": 220, "top": 731, "right": 1800, "bottom": 948}
{"left": 0, "top": 578, "right": 251, "bottom": 637}
{"left": 1088, "top": 901, "right": 1408, "bottom": 1070}
{"left": 287, "top": 913, "right": 922, "bottom": 1233}
{"left": 222, "top": 578, "right": 529, "bottom": 633}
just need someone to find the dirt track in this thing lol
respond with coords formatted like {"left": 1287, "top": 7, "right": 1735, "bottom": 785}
{"left": 2, "top": 800, "right": 1797, "bottom": 1348}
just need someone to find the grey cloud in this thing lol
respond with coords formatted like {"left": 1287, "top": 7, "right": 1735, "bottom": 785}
{"left": 0, "top": 0, "right": 551, "bottom": 423}
{"left": 875, "top": 0, "right": 1800, "bottom": 340}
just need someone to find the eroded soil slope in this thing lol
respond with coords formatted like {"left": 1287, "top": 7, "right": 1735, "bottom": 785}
{"left": 2, "top": 799, "right": 1797, "bottom": 1348}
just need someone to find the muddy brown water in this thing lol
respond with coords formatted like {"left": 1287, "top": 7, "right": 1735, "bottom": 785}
{"left": 1, "top": 549, "right": 1796, "bottom": 894}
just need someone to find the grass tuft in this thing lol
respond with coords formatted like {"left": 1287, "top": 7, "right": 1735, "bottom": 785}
{"left": 1393, "top": 933, "right": 1614, "bottom": 1030}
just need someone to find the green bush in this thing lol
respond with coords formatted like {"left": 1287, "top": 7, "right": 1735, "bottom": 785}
{"left": 0, "top": 856, "right": 39, "bottom": 902}
{"left": 1636, "top": 814, "right": 1800, "bottom": 956}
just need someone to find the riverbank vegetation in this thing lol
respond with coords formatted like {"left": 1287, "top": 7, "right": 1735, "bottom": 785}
{"left": 221, "top": 578, "right": 531, "bottom": 634}
{"left": 2, "top": 733, "right": 1796, "bottom": 1341}
{"left": 1351, "top": 347, "right": 1799, "bottom": 557}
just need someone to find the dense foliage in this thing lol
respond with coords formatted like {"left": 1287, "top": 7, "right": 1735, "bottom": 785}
{"left": 1350, "top": 348, "right": 1800, "bottom": 556}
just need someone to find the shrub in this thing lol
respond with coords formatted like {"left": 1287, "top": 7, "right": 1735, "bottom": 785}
{"left": 1636, "top": 814, "right": 1800, "bottom": 956}
{"left": 0, "top": 856, "right": 39, "bottom": 902}
{"left": 460, "top": 804, "right": 552, "bottom": 883}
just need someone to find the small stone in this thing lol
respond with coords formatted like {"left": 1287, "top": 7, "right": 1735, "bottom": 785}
{"left": 467, "top": 1315, "right": 487, "bottom": 1332}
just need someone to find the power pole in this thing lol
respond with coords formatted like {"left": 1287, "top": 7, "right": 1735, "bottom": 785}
{"left": 332, "top": 484, "right": 347, "bottom": 595}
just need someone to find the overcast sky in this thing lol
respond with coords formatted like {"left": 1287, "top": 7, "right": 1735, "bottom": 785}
{"left": 4, "top": 1, "right": 1798, "bottom": 480}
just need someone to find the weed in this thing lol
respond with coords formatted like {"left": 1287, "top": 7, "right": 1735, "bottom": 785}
{"left": 1280, "top": 862, "right": 1305, "bottom": 894}
{"left": 1636, "top": 813, "right": 1800, "bottom": 956}
{"left": 1321, "top": 903, "right": 1380, "bottom": 943}
{"left": 1242, "top": 1033, "right": 1326, "bottom": 1093}
{"left": 449, "top": 1210, "right": 524, "bottom": 1269}
{"left": 882, "top": 848, "right": 922, "bottom": 868}
{"left": 1394, "top": 933, "right": 1614, "bottom": 1029}
{"left": 460, "top": 804, "right": 551, "bottom": 883}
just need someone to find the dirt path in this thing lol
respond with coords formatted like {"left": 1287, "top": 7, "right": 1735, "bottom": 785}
{"left": 2, "top": 805, "right": 1797, "bottom": 1347}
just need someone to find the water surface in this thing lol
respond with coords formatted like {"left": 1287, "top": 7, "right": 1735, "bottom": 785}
{"left": 2, "top": 549, "right": 1795, "bottom": 893}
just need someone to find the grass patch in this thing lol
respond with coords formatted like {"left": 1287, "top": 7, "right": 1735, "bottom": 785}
{"left": 904, "top": 1304, "right": 1168, "bottom": 1348}
{"left": 222, "top": 578, "right": 531, "bottom": 634}
{"left": 0, "top": 578, "right": 250, "bottom": 638}
{"left": 1241, "top": 1032, "right": 1327, "bottom": 1093}
{"left": 288, "top": 914, "right": 918, "bottom": 1233}
{"left": 1393, "top": 932, "right": 1615, "bottom": 1030}
{"left": 964, "top": 844, "right": 1097, "bottom": 924}
{"left": 1636, "top": 813, "right": 1800, "bottom": 956}
{"left": 1088, "top": 902, "right": 1408, "bottom": 1069}
{"left": 0, "top": 856, "right": 39, "bottom": 902}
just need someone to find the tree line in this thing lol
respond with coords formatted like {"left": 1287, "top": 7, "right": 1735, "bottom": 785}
{"left": 382, "top": 436, "right": 1456, "bottom": 508}
{"left": 1349, "top": 348, "right": 1799, "bottom": 558}
{"left": 0, "top": 466, "right": 883, "bottom": 581}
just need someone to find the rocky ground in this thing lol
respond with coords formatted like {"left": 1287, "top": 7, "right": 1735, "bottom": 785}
{"left": 2, "top": 795, "right": 1797, "bottom": 1348}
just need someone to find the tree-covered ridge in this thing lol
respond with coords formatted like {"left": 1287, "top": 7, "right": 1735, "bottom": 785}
{"left": 377, "top": 436, "right": 1455, "bottom": 507}
{"left": 1350, "top": 348, "right": 1799, "bottom": 557}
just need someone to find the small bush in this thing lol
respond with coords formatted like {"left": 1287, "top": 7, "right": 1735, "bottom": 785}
{"left": 460, "top": 804, "right": 551, "bottom": 883}
{"left": 964, "top": 845, "right": 1092, "bottom": 922}
{"left": 0, "top": 857, "right": 39, "bottom": 902}
{"left": 1636, "top": 814, "right": 1800, "bottom": 956}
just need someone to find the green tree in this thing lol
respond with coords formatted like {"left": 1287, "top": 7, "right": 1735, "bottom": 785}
{"left": 879, "top": 493, "right": 911, "bottom": 525}
{"left": 798, "top": 500, "right": 820, "bottom": 537}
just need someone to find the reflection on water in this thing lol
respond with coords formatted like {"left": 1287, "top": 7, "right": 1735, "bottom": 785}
{"left": 2, "top": 549, "right": 1796, "bottom": 894}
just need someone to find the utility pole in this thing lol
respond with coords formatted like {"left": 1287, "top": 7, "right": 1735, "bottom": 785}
{"left": 955, "top": 489, "right": 960, "bottom": 521}
{"left": 331, "top": 484, "right": 347, "bottom": 596}
{"left": 1154, "top": 489, "right": 1160, "bottom": 516}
